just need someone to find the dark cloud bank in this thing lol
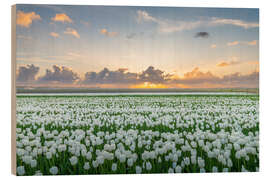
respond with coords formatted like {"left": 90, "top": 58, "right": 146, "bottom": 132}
{"left": 82, "top": 66, "right": 172, "bottom": 84}
{"left": 16, "top": 64, "right": 259, "bottom": 88}
{"left": 195, "top": 32, "right": 210, "bottom": 38}
{"left": 16, "top": 64, "right": 39, "bottom": 82}
{"left": 38, "top": 65, "right": 79, "bottom": 84}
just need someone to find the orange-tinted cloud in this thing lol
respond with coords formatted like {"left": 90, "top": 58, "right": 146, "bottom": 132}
{"left": 172, "top": 67, "right": 258, "bottom": 88}
{"left": 227, "top": 40, "right": 258, "bottom": 46}
{"left": 217, "top": 62, "right": 229, "bottom": 67}
{"left": 100, "top": 29, "right": 118, "bottom": 37}
{"left": 51, "top": 13, "right": 72, "bottom": 23}
{"left": 64, "top": 28, "right": 80, "bottom": 38}
{"left": 50, "top": 32, "right": 59, "bottom": 38}
{"left": 16, "top": 11, "right": 41, "bottom": 27}
{"left": 248, "top": 60, "right": 259, "bottom": 65}
{"left": 183, "top": 67, "right": 217, "bottom": 80}
{"left": 211, "top": 44, "right": 217, "bottom": 48}
{"left": 227, "top": 41, "right": 239, "bottom": 46}
{"left": 217, "top": 58, "right": 240, "bottom": 67}
{"left": 118, "top": 68, "right": 129, "bottom": 72}
{"left": 247, "top": 40, "right": 257, "bottom": 46}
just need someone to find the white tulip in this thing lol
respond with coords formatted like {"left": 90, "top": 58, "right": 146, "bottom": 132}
{"left": 46, "top": 152, "right": 52, "bottom": 159}
{"left": 146, "top": 162, "right": 152, "bottom": 171}
{"left": 111, "top": 163, "right": 117, "bottom": 172}
{"left": 168, "top": 168, "right": 174, "bottom": 173}
{"left": 30, "top": 159, "right": 37, "bottom": 168}
{"left": 34, "top": 170, "right": 43, "bottom": 176}
{"left": 83, "top": 162, "right": 90, "bottom": 170}
{"left": 136, "top": 166, "right": 142, "bottom": 174}
{"left": 212, "top": 166, "right": 218, "bottom": 172}
{"left": 69, "top": 156, "right": 78, "bottom": 166}
{"left": 49, "top": 166, "right": 58, "bottom": 175}
{"left": 127, "top": 158, "right": 134, "bottom": 167}
{"left": 200, "top": 168, "right": 206, "bottom": 173}
{"left": 175, "top": 165, "right": 182, "bottom": 173}
{"left": 17, "top": 166, "right": 25, "bottom": 175}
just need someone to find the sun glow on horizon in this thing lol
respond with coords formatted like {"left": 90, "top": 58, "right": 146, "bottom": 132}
{"left": 130, "top": 82, "right": 169, "bottom": 89}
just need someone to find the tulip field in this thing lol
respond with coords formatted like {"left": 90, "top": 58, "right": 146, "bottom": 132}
{"left": 15, "top": 94, "right": 259, "bottom": 175}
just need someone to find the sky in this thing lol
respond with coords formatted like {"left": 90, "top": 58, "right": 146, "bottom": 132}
{"left": 15, "top": 5, "right": 259, "bottom": 88}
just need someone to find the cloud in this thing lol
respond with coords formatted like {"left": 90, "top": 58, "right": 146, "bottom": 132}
{"left": 66, "top": 52, "right": 84, "bottom": 58}
{"left": 16, "top": 11, "right": 41, "bottom": 27}
{"left": 82, "top": 67, "right": 138, "bottom": 84}
{"left": 51, "top": 13, "right": 72, "bottom": 23}
{"left": 217, "top": 57, "right": 240, "bottom": 67}
{"left": 136, "top": 10, "right": 259, "bottom": 33}
{"left": 38, "top": 65, "right": 79, "bottom": 84}
{"left": 210, "top": 17, "right": 259, "bottom": 29}
{"left": 17, "top": 35, "right": 32, "bottom": 40}
{"left": 80, "top": 20, "right": 90, "bottom": 26}
{"left": 126, "top": 32, "right": 144, "bottom": 40}
{"left": 227, "top": 41, "right": 239, "bottom": 46}
{"left": 177, "top": 67, "right": 219, "bottom": 84}
{"left": 172, "top": 67, "right": 259, "bottom": 87}
{"left": 211, "top": 44, "right": 217, "bottom": 48}
{"left": 50, "top": 32, "right": 59, "bottom": 38}
{"left": 16, "top": 64, "right": 40, "bottom": 82}
{"left": 137, "top": 10, "right": 203, "bottom": 33}
{"left": 195, "top": 32, "right": 209, "bottom": 38}
{"left": 160, "top": 21, "right": 203, "bottom": 33}
{"left": 82, "top": 66, "right": 171, "bottom": 85}
{"left": 222, "top": 71, "right": 259, "bottom": 87}
{"left": 139, "top": 66, "right": 172, "bottom": 84}
{"left": 126, "top": 33, "right": 137, "bottom": 39}
{"left": 100, "top": 29, "right": 118, "bottom": 37}
{"left": 64, "top": 28, "right": 80, "bottom": 38}
{"left": 137, "top": 10, "right": 158, "bottom": 23}
{"left": 246, "top": 40, "right": 257, "bottom": 46}
{"left": 217, "top": 62, "right": 229, "bottom": 67}
{"left": 227, "top": 40, "right": 258, "bottom": 46}
{"left": 248, "top": 60, "right": 259, "bottom": 65}
{"left": 216, "top": 61, "right": 239, "bottom": 67}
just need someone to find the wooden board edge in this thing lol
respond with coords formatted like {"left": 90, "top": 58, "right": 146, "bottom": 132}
{"left": 11, "top": 4, "right": 16, "bottom": 176}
